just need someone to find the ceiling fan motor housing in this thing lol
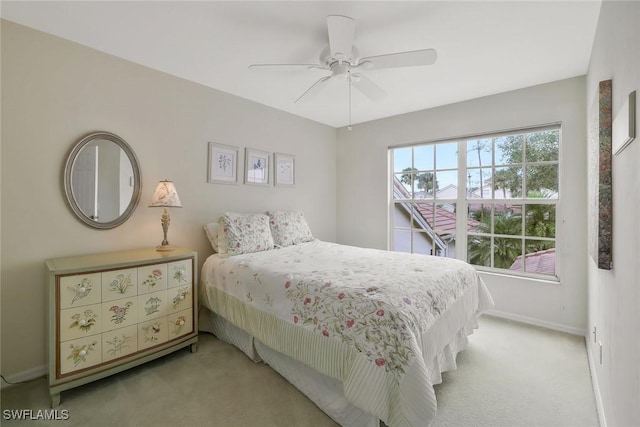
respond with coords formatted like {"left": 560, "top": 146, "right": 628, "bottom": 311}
{"left": 320, "top": 45, "right": 360, "bottom": 68}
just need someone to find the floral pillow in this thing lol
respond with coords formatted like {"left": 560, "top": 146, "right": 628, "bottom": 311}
{"left": 218, "top": 213, "right": 274, "bottom": 257}
{"left": 265, "top": 211, "right": 314, "bottom": 247}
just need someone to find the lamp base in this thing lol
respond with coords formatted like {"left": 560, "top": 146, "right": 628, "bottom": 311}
{"left": 156, "top": 244, "right": 175, "bottom": 252}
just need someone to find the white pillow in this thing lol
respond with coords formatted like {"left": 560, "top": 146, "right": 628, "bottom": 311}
{"left": 265, "top": 211, "right": 314, "bottom": 247}
{"left": 218, "top": 212, "right": 274, "bottom": 257}
{"left": 203, "top": 222, "right": 219, "bottom": 252}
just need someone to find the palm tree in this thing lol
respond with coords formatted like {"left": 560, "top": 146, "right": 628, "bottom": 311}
{"left": 467, "top": 236, "right": 491, "bottom": 267}
{"left": 493, "top": 168, "right": 511, "bottom": 198}
{"left": 468, "top": 212, "right": 522, "bottom": 268}
{"left": 400, "top": 167, "right": 438, "bottom": 195}
{"left": 400, "top": 167, "right": 416, "bottom": 187}
{"left": 417, "top": 172, "right": 437, "bottom": 193}
{"left": 525, "top": 204, "right": 555, "bottom": 238}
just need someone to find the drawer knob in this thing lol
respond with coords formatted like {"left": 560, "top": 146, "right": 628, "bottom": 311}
{"left": 79, "top": 350, "right": 87, "bottom": 357}
{"left": 179, "top": 295, "right": 185, "bottom": 300}
{"left": 79, "top": 287, "right": 86, "bottom": 293}
{"left": 79, "top": 319, "right": 87, "bottom": 326}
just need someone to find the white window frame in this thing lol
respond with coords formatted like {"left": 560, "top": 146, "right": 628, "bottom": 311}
{"left": 389, "top": 124, "right": 560, "bottom": 281}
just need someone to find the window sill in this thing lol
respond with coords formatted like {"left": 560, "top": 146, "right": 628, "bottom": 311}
{"left": 475, "top": 268, "right": 560, "bottom": 285}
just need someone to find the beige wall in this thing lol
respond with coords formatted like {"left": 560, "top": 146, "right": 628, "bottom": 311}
{"left": 586, "top": 2, "right": 640, "bottom": 426}
{"left": 0, "top": 21, "right": 337, "bottom": 378}
{"left": 336, "top": 77, "right": 588, "bottom": 334}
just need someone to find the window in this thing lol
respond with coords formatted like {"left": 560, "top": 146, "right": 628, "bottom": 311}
{"left": 390, "top": 126, "right": 559, "bottom": 278}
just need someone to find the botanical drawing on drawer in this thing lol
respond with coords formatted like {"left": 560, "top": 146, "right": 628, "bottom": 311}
{"left": 59, "top": 303, "right": 102, "bottom": 342}
{"left": 168, "top": 260, "right": 192, "bottom": 288}
{"left": 59, "top": 273, "right": 102, "bottom": 309}
{"left": 102, "top": 325, "right": 138, "bottom": 362}
{"left": 137, "top": 263, "right": 168, "bottom": 295}
{"left": 102, "top": 298, "right": 138, "bottom": 331}
{"left": 168, "top": 308, "right": 193, "bottom": 338}
{"left": 138, "top": 290, "right": 168, "bottom": 322}
{"left": 138, "top": 318, "right": 168, "bottom": 350}
{"left": 170, "top": 286, "right": 192, "bottom": 312}
{"left": 101, "top": 268, "right": 137, "bottom": 303}
{"left": 60, "top": 336, "right": 101, "bottom": 375}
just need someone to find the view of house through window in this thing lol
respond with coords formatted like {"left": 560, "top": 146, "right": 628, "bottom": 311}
{"left": 391, "top": 126, "right": 559, "bottom": 278}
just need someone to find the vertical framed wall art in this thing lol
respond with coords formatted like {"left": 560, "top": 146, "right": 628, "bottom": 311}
{"left": 208, "top": 142, "right": 239, "bottom": 184}
{"left": 589, "top": 79, "right": 613, "bottom": 270}
{"left": 245, "top": 148, "right": 270, "bottom": 186}
{"left": 274, "top": 153, "right": 295, "bottom": 187}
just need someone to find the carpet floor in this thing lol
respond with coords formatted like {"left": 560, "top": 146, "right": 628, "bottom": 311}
{"left": 1, "top": 315, "right": 599, "bottom": 427}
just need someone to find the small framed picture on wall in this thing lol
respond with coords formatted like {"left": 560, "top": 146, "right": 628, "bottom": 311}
{"left": 245, "top": 148, "right": 270, "bottom": 186}
{"left": 208, "top": 142, "right": 239, "bottom": 184}
{"left": 274, "top": 153, "right": 295, "bottom": 187}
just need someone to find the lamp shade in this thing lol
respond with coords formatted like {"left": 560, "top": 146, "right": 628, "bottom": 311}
{"left": 149, "top": 180, "right": 182, "bottom": 208}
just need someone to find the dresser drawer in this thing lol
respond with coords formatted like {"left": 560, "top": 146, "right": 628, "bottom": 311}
{"left": 101, "top": 268, "right": 137, "bottom": 302}
{"left": 168, "top": 259, "right": 192, "bottom": 287}
{"left": 59, "top": 335, "right": 102, "bottom": 375}
{"left": 59, "top": 303, "right": 102, "bottom": 342}
{"left": 168, "top": 308, "right": 193, "bottom": 339}
{"left": 102, "top": 325, "right": 138, "bottom": 362}
{"left": 59, "top": 273, "right": 102, "bottom": 309}
{"left": 137, "top": 290, "right": 169, "bottom": 322}
{"left": 101, "top": 297, "right": 138, "bottom": 332}
{"left": 137, "top": 263, "right": 168, "bottom": 295}
{"left": 168, "top": 285, "right": 192, "bottom": 312}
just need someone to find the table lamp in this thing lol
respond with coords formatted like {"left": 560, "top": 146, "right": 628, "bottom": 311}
{"left": 149, "top": 180, "right": 182, "bottom": 251}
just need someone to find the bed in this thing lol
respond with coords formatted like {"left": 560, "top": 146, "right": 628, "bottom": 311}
{"left": 199, "top": 212, "right": 494, "bottom": 427}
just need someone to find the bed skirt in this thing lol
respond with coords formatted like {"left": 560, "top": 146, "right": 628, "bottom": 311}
{"left": 198, "top": 306, "right": 482, "bottom": 427}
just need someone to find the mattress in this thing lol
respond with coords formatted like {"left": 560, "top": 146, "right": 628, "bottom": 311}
{"left": 200, "top": 240, "right": 494, "bottom": 426}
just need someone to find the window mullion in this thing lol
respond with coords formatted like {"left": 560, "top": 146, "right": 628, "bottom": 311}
{"left": 457, "top": 140, "right": 468, "bottom": 263}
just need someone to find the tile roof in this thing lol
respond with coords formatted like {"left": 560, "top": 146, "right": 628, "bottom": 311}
{"left": 414, "top": 203, "right": 479, "bottom": 239}
{"left": 509, "top": 248, "right": 556, "bottom": 275}
{"left": 393, "top": 177, "right": 480, "bottom": 239}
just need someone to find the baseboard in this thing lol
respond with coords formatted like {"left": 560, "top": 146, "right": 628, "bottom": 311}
{"left": 586, "top": 340, "right": 608, "bottom": 427}
{"left": 484, "top": 309, "right": 587, "bottom": 336}
{"left": 1, "top": 365, "right": 47, "bottom": 389}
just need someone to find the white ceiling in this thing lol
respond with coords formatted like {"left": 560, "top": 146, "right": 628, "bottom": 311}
{"left": 2, "top": 1, "right": 602, "bottom": 128}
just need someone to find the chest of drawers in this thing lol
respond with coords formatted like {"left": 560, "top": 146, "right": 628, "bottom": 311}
{"left": 46, "top": 247, "right": 198, "bottom": 407}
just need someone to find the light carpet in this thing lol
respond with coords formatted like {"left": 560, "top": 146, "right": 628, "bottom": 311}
{"left": 1, "top": 315, "right": 599, "bottom": 426}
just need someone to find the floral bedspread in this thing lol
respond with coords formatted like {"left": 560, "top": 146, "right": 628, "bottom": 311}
{"left": 201, "top": 240, "right": 493, "bottom": 426}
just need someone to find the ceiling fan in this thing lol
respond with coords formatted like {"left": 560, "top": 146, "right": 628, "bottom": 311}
{"left": 249, "top": 15, "right": 438, "bottom": 128}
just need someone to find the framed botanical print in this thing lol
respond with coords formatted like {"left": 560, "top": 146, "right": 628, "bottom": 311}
{"left": 274, "top": 153, "right": 295, "bottom": 187}
{"left": 245, "top": 148, "right": 270, "bottom": 186}
{"left": 208, "top": 142, "right": 238, "bottom": 184}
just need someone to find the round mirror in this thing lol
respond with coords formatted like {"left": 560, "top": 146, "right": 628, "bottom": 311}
{"left": 64, "top": 132, "right": 142, "bottom": 229}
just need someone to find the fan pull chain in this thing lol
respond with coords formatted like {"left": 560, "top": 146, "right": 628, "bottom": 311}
{"left": 348, "top": 73, "right": 353, "bottom": 131}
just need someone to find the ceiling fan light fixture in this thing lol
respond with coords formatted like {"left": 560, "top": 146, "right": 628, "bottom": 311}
{"left": 331, "top": 62, "right": 350, "bottom": 79}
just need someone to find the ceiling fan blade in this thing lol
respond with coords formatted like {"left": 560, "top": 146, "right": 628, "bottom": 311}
{"left": 359, "top": 48, "right": 437, "bottom": 69}
{"left": 295, "top": 76, "right": 332, "bottom": 104}
{"left": 249, "top": 63, "right": 325, "bottom": 71}
{"left": 351, "top": 73, "right": 386, "bottom": 101}
{"left": 327, "top": 15, "right": 355, "bottom": 61}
